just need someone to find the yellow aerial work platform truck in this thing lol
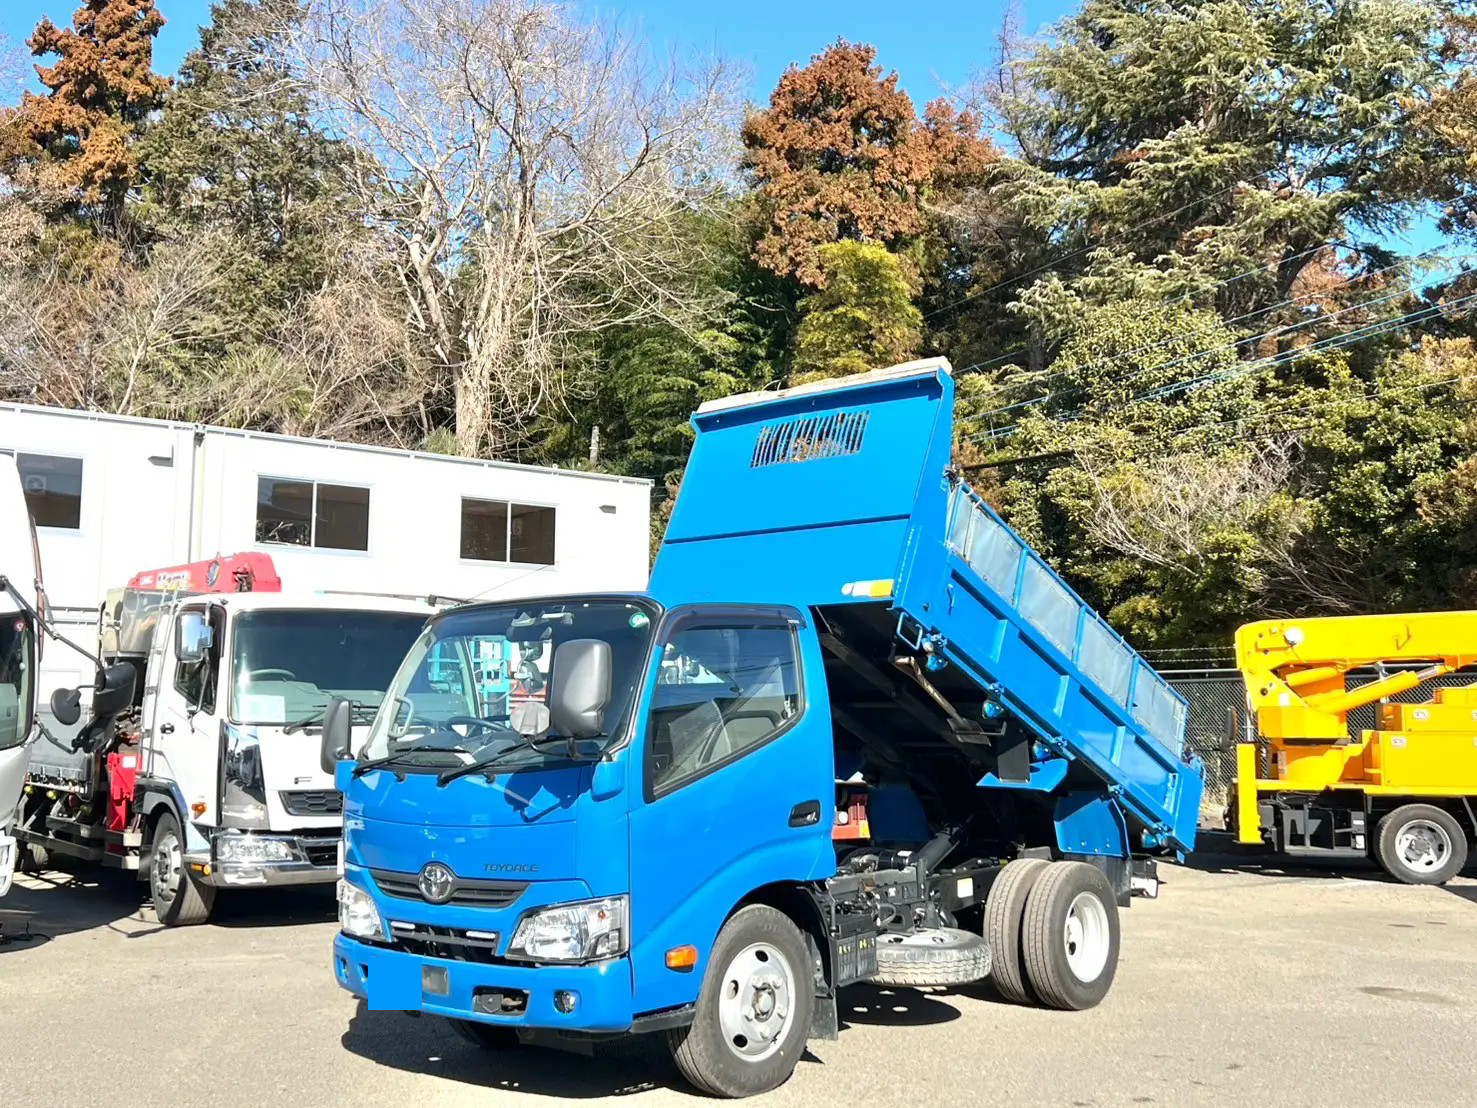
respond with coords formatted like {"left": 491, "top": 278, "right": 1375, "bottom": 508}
{"left": 1231, "top": 611, "right": 1477, "bottom": 884}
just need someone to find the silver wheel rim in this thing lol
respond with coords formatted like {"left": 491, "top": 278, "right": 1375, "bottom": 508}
{"left": 716, "top": 942, "right": 795, "bottom": 1062}
{"left": 1395, "top": 819, "right": 1452, "bottom": 873}
{"left": 152, "top": 831, "right": 180, "bottom": 904}
{"left": 1063, "top": 891, "right": 1110, "bottom": 983}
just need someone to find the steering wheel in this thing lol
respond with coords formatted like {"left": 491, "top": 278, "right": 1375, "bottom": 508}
{"left": 247, "top": 668, "right": 297, "bottom": 681}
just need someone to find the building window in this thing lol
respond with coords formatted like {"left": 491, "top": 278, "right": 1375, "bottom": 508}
{"left": 460, "top": 498, "right": 556, "bottom": 565}
{"left": 256, "top": 477, "right": 370, "bottom": 551}
{"left": 0, "top": 450, "right": 83, "bottom": 530}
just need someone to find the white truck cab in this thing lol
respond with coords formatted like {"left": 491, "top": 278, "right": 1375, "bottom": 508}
{"left": 20, "top": 568, "right": 436, "bottom": 924}
{"left": 0, "top": 455, "right": 41, "bottom": 895}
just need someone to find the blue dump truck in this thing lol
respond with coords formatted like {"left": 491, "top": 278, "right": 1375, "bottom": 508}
{"left": 324, "top": 358, "right": 1202, "bottom": 1097}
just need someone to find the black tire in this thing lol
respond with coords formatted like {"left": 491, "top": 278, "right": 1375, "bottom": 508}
{"left": 447, "top": 1018, "right": 520, "bottom": 1050}
{"left": 1376, "top": 804, "right": 1468, "bottom": 885}
{"left": 667, "top": 905, "right": 813, "bottom": 1099}
{"left": 984, "top": 857, "right": 1049, "bottom": 1004}
{"left": 149, "top": 812, "right": 215, "bottom": 926}
{"left": 872, "top": 927, "right": 991, "bottom": 987}
{"left": 1020, "top": 861, "right": 1120, "bottom": 1011}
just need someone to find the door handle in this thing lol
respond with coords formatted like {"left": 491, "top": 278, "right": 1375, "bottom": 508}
{"left": 160, "top": 723, "right": 174, "bottom": 735}
{"left": 788, "top": 799, "right": 821, "bottom": 828}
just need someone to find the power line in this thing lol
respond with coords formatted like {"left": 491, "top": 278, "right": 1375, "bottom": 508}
{"left": 950, "top": 239, "right": 1351, "bottom": 379}
{"left": 954, "top": 248, "right": 1464, "bottom": 420}
{"left": 965, "top": 281, "right": 1477, "bottom": 442}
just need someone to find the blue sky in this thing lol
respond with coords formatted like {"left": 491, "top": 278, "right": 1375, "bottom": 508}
{"left": 2, "top": 0, "right": 1076, "bottom": 105}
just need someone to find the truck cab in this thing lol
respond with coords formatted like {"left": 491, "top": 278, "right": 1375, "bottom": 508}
{"left": 21, "top": 574, "right": 436, "bottom": 924}
{"left": 330, "top": 360, "right": 1202, "bottom": 1097}
{"left": 0, "top": 454, "right": 42, "bottom": 895}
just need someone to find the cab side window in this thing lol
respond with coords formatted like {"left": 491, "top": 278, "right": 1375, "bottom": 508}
{"left": 174, "top": 607, "right": 224, "bottom": 714}
{"left": 648, "top": 619, "right": 802, "bottom": 796}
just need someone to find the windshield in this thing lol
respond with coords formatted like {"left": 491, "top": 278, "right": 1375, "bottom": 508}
{"left": 0, "top": 612, "right": 34, "bottom": 751}
{"left": 362, "top": 597, "right": 657, "bottom": 770}
{"left": 230, "top": 609, "right": 429, "bottom": 726}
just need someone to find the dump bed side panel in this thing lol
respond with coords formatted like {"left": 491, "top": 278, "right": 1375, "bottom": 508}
{"left": 896, "top": 483, "right": 1201, "bottom": 852}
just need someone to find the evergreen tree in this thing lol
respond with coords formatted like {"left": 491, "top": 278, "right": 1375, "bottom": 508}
{"left": 140, "top": 0, "right": 355, "bottom": 326}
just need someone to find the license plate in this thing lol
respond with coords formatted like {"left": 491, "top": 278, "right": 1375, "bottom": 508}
{"left": 422, "top": 965, "right": 449, "bottom": 996}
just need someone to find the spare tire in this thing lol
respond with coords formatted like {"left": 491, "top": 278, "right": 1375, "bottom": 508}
{"left": 871, "top": 927, "right": 991, "bottom": 987}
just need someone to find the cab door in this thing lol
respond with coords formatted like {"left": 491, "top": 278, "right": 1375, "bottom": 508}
{"left": 626, "top": 605, "right": 834, "bottom": 1014}
{"left": 146, "top": 604, "right": 226, "bottom": 822}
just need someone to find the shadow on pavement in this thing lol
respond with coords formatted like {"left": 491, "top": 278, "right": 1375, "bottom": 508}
{"left": 210, "top": 884, "right": 337, "bottom": 928}
{"left": 340, "top": 1001, "right": 685, "bottom": 1098}
{"left": 0, "top": 864, "right": 147, "bottom": 950}
{"left": 839, "top": 983, "right": 966, "bottom": 1026}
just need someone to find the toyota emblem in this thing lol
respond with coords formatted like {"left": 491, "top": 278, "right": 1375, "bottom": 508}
{"left": 418, "top": 862, "right": 456, "bottom": 904}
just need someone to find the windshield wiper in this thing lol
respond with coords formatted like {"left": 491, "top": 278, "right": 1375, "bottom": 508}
{"left": 284, "top": 704, "right": 378, "bottom": 735}
{"left": 436, "top": 734, "right": 605, "bottom": 787}
{"left": 353, "top": 744, "right": 470, "bottom": 779}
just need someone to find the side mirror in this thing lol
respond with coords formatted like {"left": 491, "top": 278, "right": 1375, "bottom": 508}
{"left": 176, "top": 611, "right": 212, "bottom": 665}
{"left": 548, "top": 639, "right": 612, "bottom": 739}
{"left": 50, "top": 687, "right": 82, "bottom": 727}
{"left": 320, "top": 695, "right": 353, "bottom": 773}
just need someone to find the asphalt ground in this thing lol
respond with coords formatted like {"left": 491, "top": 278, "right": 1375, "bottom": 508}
{"left": 2, "top": 836, "right": 1473, "bottom": 1107}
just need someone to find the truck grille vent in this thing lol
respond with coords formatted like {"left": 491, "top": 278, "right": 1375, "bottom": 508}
{"left": 751, "top": 410, "right": 870, "bottom": 468}
{"left": 280, "top": 790, "right": 343, "bottom": 817}
{"left": 386, "top": 922, "right": 503, "bottom": 964}
{"left": 369, "top": 868, "right": 528, "bottom": 908}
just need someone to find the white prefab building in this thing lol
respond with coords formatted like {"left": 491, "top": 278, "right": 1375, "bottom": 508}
{"left": 0, "top": 402, "right": 653, "bottom": 696}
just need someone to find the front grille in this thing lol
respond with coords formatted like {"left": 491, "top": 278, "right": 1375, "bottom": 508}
{"left": 281, "top": 790, "right": 343, "bottom": 817}
{"left": 370, "top": 868, "right": 527, "bottom": 908}
{"left": 301, "top": 841, "right": 338, "bottom": 868}
{"left": 386, "top": 921, "right": 503, "bottom": 964}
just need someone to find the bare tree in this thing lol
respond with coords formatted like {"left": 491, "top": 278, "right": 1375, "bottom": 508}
{"left": 287, "top": 0, "right": 741, "bottom": 456}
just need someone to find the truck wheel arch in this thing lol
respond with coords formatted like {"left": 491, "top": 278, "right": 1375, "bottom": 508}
{"left": 729, "top": 883, "right": 828, "bottom": 990}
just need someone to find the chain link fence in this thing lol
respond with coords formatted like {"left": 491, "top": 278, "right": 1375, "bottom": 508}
{"left": 1164, "top": 666, "right": 1477, "bottom": 806}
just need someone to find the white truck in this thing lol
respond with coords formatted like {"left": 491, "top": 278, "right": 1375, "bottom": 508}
{"left": 19, "top": 553, "right": 437, "bottom": 924}
{"left": 0, "top": 455, "right": 44, "bottom": 895}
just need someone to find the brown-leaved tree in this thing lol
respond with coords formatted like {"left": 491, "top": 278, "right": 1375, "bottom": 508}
{"left": 741, "top": 40, "right": 993, "bottom": 287}
{"left": 0, "top": 0, "right": 170, "bottom": 220}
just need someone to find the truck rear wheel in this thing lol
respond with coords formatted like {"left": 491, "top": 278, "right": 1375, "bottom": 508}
{"left": 984, "top": 857, "right": 1049, "bottom": 1004}
{"left": 1020, "top": 861, "right": 1120, "bottom": 1011}
{"left": 149, "top": 812, "right": 215, "bottom": 926}
{"left": 1376, "top": 804, "right": 1468, "bottom": 885}
{"left": 667, "top": 905, "right": 813, "bottom": 1099}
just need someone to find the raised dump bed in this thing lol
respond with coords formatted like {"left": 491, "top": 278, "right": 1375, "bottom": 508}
{"left": 655, "top": 356, "right": 1202, "bottom": 856}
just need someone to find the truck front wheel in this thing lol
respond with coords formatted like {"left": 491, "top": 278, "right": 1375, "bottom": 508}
{"left": 1376, "top": 804, "right": 1468, "bottom": 885}
{"left": 667, "top": 905, "right": 813, "bottom": 1099}
{"left": 1020, "top": 861, "right": 1120, "bottom": 1011}
{"left": 149, "top": 813, "right": 215, "bottom": 926}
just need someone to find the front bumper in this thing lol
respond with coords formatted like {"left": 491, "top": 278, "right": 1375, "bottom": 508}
{"left": 0, "top": 832, "right": 15, "bottom": 896}
{"left": 333, "top": 932, "right": 636, "bottom": 1033}
{"left": 188, "top": 830, "right": 338, "bottom": 888}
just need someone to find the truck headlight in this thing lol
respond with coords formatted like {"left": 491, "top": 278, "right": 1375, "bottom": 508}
{"left": 217, "top": 835, "right": 293, "bottom": 864}
{"left": 337, "top": 879, "right": 383, "bottom": 940}
{"left": 508, "top": 896, "right": 627, "bottom": 963}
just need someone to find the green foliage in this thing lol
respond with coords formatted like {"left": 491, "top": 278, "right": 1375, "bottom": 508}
{"left": 983, "top": 0, "right": 1450, "bottom": 335}
{"left": 791, "top": 241, "right": 922, "bottom": 382}
{"left": 138, "top": 0, "right": 354, "bottom": 328}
